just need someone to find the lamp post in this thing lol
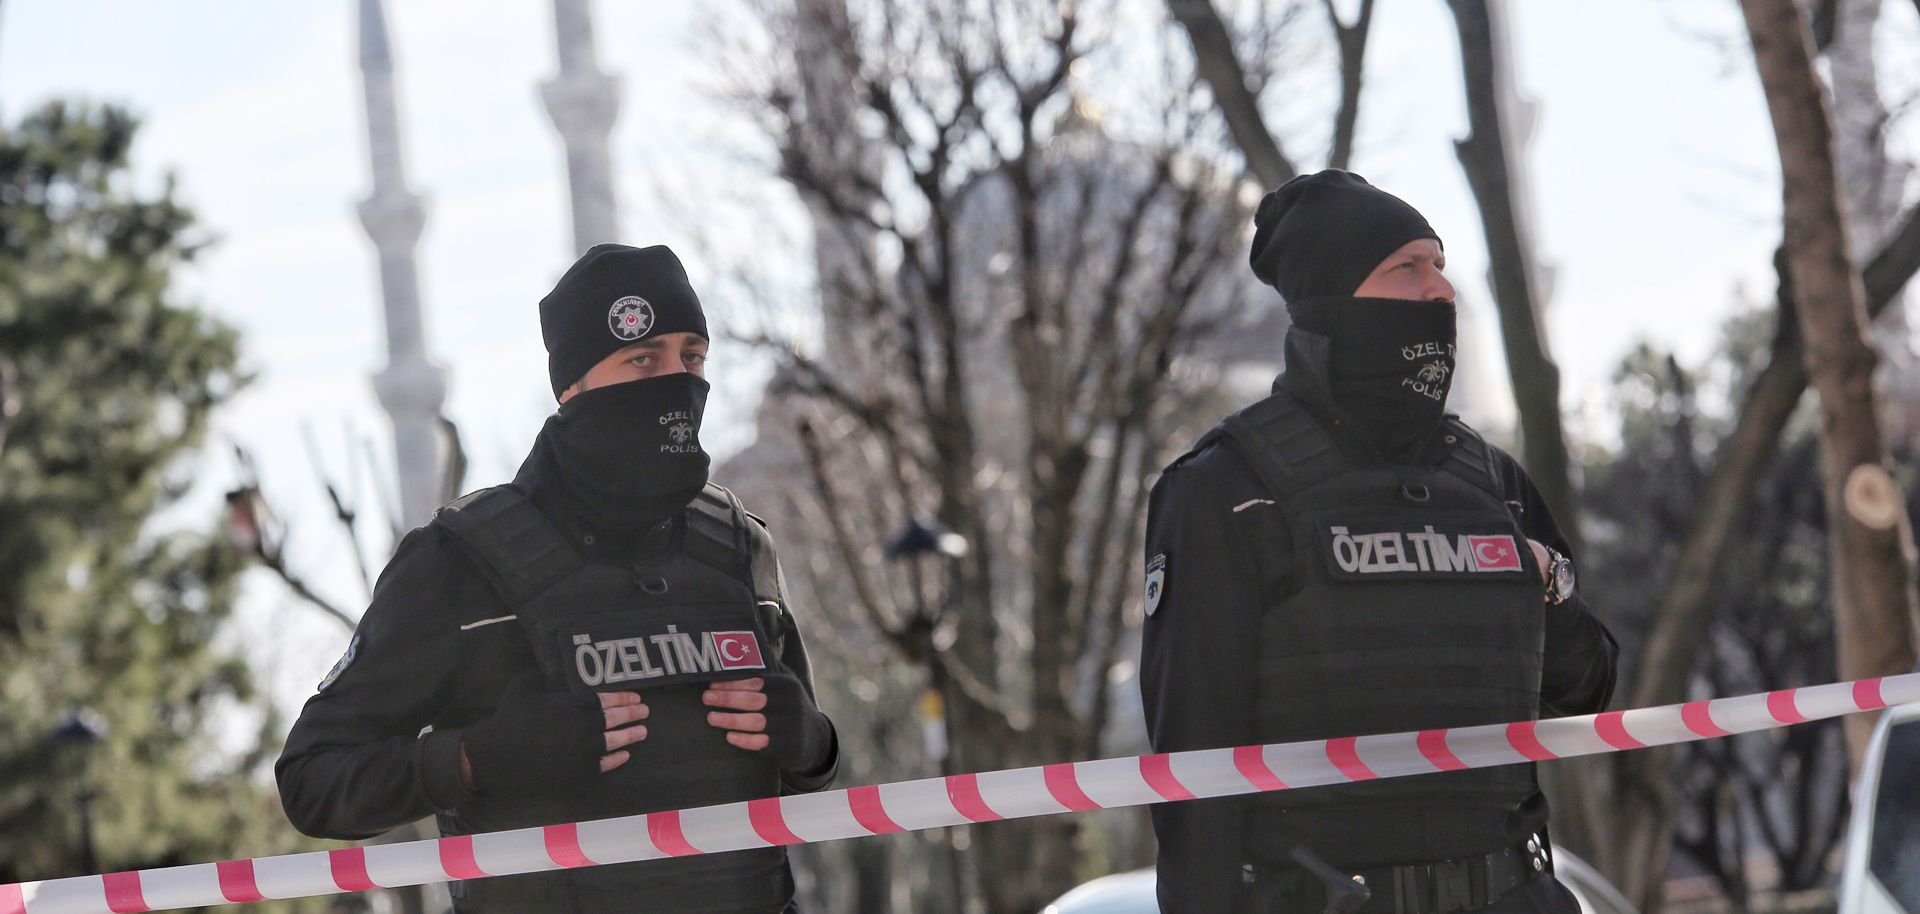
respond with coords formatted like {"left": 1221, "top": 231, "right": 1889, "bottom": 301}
{"left": 224, "top": 482, "right": 272, "bottom": 558}
{"left": 883, "top": 519, "right": 970, "bottom": 911}
{"left": 51, "top": 707, "right": 108, "bottom": 875}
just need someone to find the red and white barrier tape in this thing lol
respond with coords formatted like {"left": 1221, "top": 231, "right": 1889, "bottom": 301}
{"left": 6, "top": 672, "right": 1916, "bottom": 914}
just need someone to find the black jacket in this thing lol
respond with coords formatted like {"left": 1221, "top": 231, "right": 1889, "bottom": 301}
{"left": 275, "top": 480, "right": 836, "bottom": 841}
{"left": 1140, "top": 347, "right": 1616, "bottom": 911}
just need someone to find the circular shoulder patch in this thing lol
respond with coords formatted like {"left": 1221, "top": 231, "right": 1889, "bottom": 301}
{"left": 608, "top": 295, "right": 655, "bottom": 341}
{"left": 1144, "top": 553, "right": 1168, "bottom": 617}
{"left": 317, "top": 634, "right": 360, "bottom": 692}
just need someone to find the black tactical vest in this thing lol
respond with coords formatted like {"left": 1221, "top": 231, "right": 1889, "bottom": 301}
{"left": 1203, "top": 392, "right": 1545, "bottom": 868}
{"left": 432, "top": 483, "right": 795, "bottom": 914}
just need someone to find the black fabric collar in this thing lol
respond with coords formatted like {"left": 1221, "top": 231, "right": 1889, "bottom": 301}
{"left": 515, "top": 447, "right": 678, "bottom": 565}
{"left": 1272, "top": 328, "right": 1448, "bottom": 468}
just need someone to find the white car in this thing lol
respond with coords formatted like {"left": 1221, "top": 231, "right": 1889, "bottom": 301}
{"left": 1837, "top": 700, "right": 1920, "bottom": 914}
{"left": 1040, "top": 846, "right": 1636, "bottom": 914}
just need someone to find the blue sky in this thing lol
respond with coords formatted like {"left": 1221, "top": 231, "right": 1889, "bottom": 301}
{"left": 2, "top": 0, "right": 1916, "bottom": 718}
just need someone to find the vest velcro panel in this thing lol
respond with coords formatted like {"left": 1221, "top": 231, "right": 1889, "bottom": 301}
{"left": 1216, "top": 393, "right": 1348, "bottom": 500}
{"left": 435, "top": 487, "right": 583, "bottom": 604}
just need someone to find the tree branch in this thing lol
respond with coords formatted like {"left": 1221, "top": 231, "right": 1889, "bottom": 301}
{"left": 795, "top": 416, "right": 908, "bottom": 641}
{"left": 1165, "top": 0, "right": 1296, "bottom": 187}
{"left": 256, "top": 548, "right": 358, "bottom": 633}
{"left": 1322, "top": 0, "right": 1378, "bottom": 170}
{"left": 1073, "top": 155, "right": 1174, "bottom": 410}
{"left": 1635, "top": 202, "right": 1920, "bottom": 712}
{"left": 1863, "top": 202, "right": 1920, "bottom": 309}
{"left": 1446, "top": 0, "right": 1581, "bottom": 547}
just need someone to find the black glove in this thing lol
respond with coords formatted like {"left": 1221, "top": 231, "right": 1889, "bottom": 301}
{"left": 759, "top": 673, "right": 835, "bottom": 774}
{"left": 461, "top": 673, "right": 602, "bottom": 797}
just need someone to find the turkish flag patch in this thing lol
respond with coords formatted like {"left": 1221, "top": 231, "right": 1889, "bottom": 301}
{"left": 1467, "top": 535, "right": 1523, "bottom": 571}
{"left": 712, "top": 631, "right": 767, "bottom": 670}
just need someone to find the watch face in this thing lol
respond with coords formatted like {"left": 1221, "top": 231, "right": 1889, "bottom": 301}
{"left": 1553, "top": 558, "right": 1576, "bottom": 599}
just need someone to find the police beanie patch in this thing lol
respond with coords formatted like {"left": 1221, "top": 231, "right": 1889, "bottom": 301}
{"left": 1249, "top": 169, "right": 1441, "bottom": 302}
{"left": 539, "top": 243, "right": 710, "bottom": 398}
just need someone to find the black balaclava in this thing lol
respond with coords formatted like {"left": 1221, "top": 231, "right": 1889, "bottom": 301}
{"left": 1286, "top": 298, "right": 1457, "bottom": 460}
{"left": 1250, "top": 170, "right": 1456, "bottom": 460}
{"left": 522, "top": 243, "right": 713, "bottom": 531}
{"left": 521, "top": 372, "right": 712, "bottom": 534}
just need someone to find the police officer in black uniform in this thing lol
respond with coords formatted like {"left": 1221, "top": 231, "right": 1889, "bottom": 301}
{"left": 1140, "top": 171, "right": 1617, "bottom": 914}
{"left": 277, "top": 244, "right": 837, "bottom": 913}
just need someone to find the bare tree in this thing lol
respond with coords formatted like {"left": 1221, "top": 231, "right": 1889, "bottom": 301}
{"left": 725, "top": 2, "right": 1262, "bottom": 909}
{"left": 1444, "top": 0, "right": 1578, "bottom": 544}
{"left": 1165, "top": 0, "right": 1295, "bottom": 187}
{"left": 1559, "top": 205, "right": 1920, "bottom": 910}
{"left": 1166, "top": 0, "right": 1376, "bottom": 183}
{"left": 1552, "top": 15, "right": 1920, "bottom": 909}
{"left": 1738, "top": 0, "right": 1920, "bottom": 760}
{"left": 1441, "top": 2, "right": 1920, "bottom": 903}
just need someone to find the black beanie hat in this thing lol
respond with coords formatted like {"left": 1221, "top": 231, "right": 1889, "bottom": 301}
{"left": 539, "top": 243, "right": 709, "bottom": 398}
{"left": 1249, "top": 169, "right": 1441, "bottom": 301}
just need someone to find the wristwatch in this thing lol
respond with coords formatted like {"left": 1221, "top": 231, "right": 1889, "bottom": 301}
{"left": 1544, "top": 547, "right": 1576, "bottom": 605}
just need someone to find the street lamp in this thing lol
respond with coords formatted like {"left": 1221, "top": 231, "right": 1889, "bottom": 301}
{"left": 224, "top": 483, "right": 274, "bottom": 557}
{"left": 882, "top": 518, "right": 969, "bottom": 762}
{"left": 884, "top": 518, "right": 970, "bottom": 909}
{"left": 51, "top": 707, "right": 108, "bottom": 875}
{"left": 882, "top": 519, "right": 970, "bottom": 563}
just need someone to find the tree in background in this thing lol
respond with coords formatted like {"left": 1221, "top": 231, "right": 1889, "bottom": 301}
{"left": 1738, "top": 0, "right": 1920, "bottom": 745}
{"left": 1441, "top": 0, "right": 1576, "bottom": 542}
{"left": 0, "top": 101, "right": 313, "bottom": 900}
{"left": 1165, "top": 0, "right": 1374, "bottom": 186}
{"left": 1582, "top": 311, "right": 1859, "bottom": 909}
{"left": 1564, "top": 0, "right": 1920, "bottom": 902}
{"left": 713, "top": 1, "right": 1272, "bottom": 909}
{"left": 1552, "top": 3, "right": 1920, "bottom": 903}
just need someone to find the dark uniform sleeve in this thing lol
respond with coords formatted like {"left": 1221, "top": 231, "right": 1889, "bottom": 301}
{"left": 1140, "top": 444, "right": 1277, "bottom": 913}
{"left": 746, "top": 517, "right": 840, "bottom": 794}
{"left": 1489, "top": 451, "right": 1619, "bottom": 717}
{"left": 275, "top": 526, "right": 497, "bottom": 839}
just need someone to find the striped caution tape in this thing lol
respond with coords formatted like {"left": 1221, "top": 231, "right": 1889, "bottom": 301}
{"left": 6, "top": 672, "right": 1916, "bottom": 914}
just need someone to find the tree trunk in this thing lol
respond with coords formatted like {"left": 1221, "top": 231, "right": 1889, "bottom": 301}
{"left": 1463, "top": 1, "right": 1920, "bottom": 905}
{"left": 1550, "top": 280, "right": 1808, "bottom": 912}
{"left": 1562, "top": 36, "right": 1920, "bottom": 914}
{"left": 0, "top": 357, "right": 16, "bottom": 456}
{"left": 970, "top": 814, "right": 1081, "bottom": 914}
{"left": 852, "top": 837, "right": 892, "bottom": 914}
{"left": 1562, "top": 203, "right": 1920, "bottom": 914}
{"left": 1443, "top": 4, "right": 1600, "bottom": 883}
{"left": 1739, "top": 0, "right": 1920, "bottom": 767}
{"left": 1445, "top": 0, "right": 1581, "bottom": 548}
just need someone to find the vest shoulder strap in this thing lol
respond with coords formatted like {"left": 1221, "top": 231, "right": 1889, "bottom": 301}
{"left": 687, "top": 484, "right": 787, "bottom": 655}
{"left": 1438, "top": 416, "right": 1506, "bottom": 502}
{"left": 683, "top": 483, "right": 760, "bottom": 593}
{"left": 1213, "top": 392, "right": 1349, "bottom": 501}
{"left": 433, "top": 486, "right": 583, "bottom": 606}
